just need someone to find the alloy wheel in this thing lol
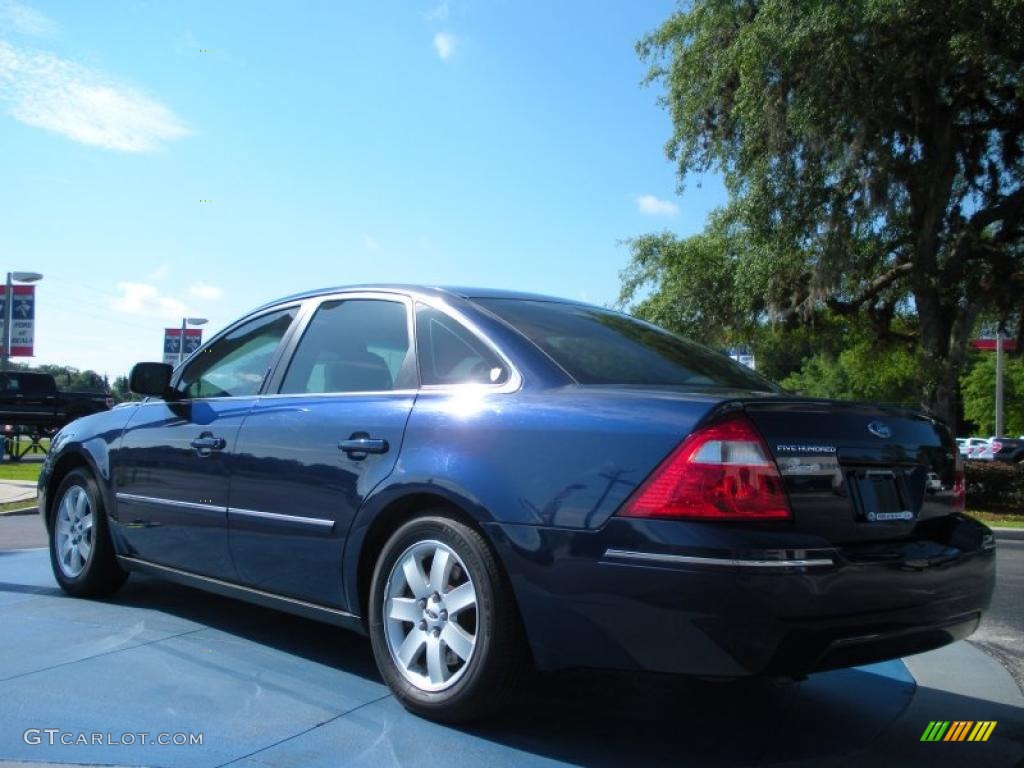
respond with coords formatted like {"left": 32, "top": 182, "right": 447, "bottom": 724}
{"left": 383, "top": 539, "right": 478, "bottom": 692}
{"left": 54, "top": 485, "right": 94, "bottom": 578}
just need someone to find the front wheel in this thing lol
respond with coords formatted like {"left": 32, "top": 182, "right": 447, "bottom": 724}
{"left": 368, "top": 515, "right": 528, "bottom": 722}
{"left": 49, "top": 468, "right": 128, "bottom": 597}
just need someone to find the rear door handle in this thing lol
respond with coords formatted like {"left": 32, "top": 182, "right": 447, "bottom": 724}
{"left": 338, "top": 434, "right": 389, "bottom": 459}
{"left": 190, "top": 435, "right": 226, "bottom": 455}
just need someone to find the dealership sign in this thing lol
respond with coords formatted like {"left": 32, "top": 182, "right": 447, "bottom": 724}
{"left": 0, "top": 285, "right": 36, "bottom": 357}
{"left": 163, "top": 328, "right": 203, "bottom": 366}
{"left": 970, "top": 338, "right": 1018, "bottom": 351}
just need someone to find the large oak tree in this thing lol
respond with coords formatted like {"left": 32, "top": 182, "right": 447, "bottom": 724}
{"left": 623, "top": 0, "right": 1024, "bottom": 427}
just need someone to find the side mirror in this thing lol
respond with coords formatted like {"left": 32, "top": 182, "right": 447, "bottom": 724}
{"left": 129, "top": 362, "right": 174, "bottom": 397}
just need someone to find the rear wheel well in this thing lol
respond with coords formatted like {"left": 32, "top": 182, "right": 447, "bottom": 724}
{"left": 44, "top": 454, "right": 92, "bottom": 528}
{"left": 356, "top": 493, "right": 487, "bottom": 623}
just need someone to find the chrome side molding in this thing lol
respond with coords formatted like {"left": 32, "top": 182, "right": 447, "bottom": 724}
{"left": 115, "top": 494, "right": 335, "bottom": 531}
{"left": 230, "top": 507, "right": 335, "bottom": 531}
{"left": 603, "top": 548, "right": 834, "bottom": 569}
{"left": 115, "top": 493, "right": 228, "bottom": 514}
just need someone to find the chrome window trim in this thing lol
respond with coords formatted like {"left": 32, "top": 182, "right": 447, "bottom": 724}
{"left": 255, "top": 382, "right": 519, "bottom": 400}
{"left": 257, "top": 290, "right": 522, "bottom": 397}
{"left": 138, "top": 289, "right": 524, "bottom": 405}
{"left": 273, "top": 291, "right": 417, "bottom": 396}
{"left": 603, "top": 548, "right": 835, "bottom": 569}
{"left": 115, "top": 493, "right": 227, "bottom": 514}
{"left": 412, "top": 295, "right": 523, "bottom": 394}
{"left": 170, "top": 302, "right": 305, "bottom": 400}
{"left": 229, "top": 507, "right": 335, "bottom": 530}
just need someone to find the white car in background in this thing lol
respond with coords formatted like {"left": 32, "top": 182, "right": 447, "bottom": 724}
{"left": 961, "top": 437, "right": 990, "bottom": 460}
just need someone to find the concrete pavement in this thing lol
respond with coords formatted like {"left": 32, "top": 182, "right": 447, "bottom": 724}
{"left": 0, "top": 480, "right": 36, "bottom": 508}
{"left": 0, "top": 545, "right": 1019, "bottom": 768}
{"left": 972, "top": 538, "right": 1024, "bottom": 690}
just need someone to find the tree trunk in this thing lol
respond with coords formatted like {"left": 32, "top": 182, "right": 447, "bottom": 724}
{"left": 915, "top": 285, "right": 978, "bottom": 431}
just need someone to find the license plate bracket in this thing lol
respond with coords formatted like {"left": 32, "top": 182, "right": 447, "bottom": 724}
{"left": 848, "top": 469, "right": 914, "bottom": 522}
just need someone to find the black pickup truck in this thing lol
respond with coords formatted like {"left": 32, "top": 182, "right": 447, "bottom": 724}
{"left": 0, "top": 372, "right": 113, "bottom": 431}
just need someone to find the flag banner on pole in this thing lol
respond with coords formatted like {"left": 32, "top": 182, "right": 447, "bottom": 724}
{"left": 0, "top": 285, "right": 36, "bottom": 357}
{"left": 164, "top": 328, "right": 203, "bottom": 366}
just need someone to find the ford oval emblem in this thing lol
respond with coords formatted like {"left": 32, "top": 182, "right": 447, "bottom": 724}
{"left": 867, "top": 421, "right": 892, "bottom": 439}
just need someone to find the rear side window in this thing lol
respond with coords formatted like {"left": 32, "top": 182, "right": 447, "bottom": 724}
{"left": 415, "top": 304, "right": 508, "bottom": 386}
{"left": 280, "top": 299, "right": 413, "bottom": 394}
{"left": 477, "top": 299, "right": 777, "bottom": 391}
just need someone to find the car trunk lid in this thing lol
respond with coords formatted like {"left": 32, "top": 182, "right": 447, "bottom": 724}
{"left": 739, "top": 398, "right": 960, "bottom": 544}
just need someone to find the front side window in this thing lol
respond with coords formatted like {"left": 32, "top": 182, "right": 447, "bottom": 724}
{"left": 477, "top": 299, "right": 778, "bottom": 391}
{"left": 416, "top": 303, "right": 508, "bottom": 386}
{"left": 280, "top": 299, "right": 413, "bottom": 394}
{"left": 178, "top": 308, "right": 297, "bottom": 399}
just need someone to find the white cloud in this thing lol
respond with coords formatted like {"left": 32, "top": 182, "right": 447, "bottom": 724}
{"left": 636, "top": 194, "right": 679, "bottom": 216}
{"left": 189, "top": 281, "right": 223, "bottom": 301}
{"left": 111, "top": 282, "right": 186, "bottom": 319}
{"left": 361, "top": 233, "right": 380, "bottom": 251}
{"left": 0, "top": 40, "right": 190, "bottom": 151}
{"left": 423, "top": 2, "right": 449, "bottom": 21}
{"left": 433, "top": 32, "right": 455, "bottom": 60}
{"left": 149, "top": 264, "right": 170, "bottom": 280}
{"left": 1, "top": 1, "right": 56, "bottom": 38}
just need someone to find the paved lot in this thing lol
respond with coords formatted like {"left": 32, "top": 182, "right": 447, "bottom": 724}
{"left": 971, "top": 538, "right": 1024, "bottom": 689}
{"left": 0, "top": 512, "right": 44, "bottom": 550}
{"left": 0, "top": 520, "right": 1021, "bottom": 767}
{"left": 0, "top": 480, "right": 37, "bottom": 505}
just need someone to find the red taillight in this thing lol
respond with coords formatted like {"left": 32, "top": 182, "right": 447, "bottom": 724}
{"left": 105, "top": 397, "right": 115, "bottom": 409}
{"left": 621, "top": 411, "right": 791, "bottom": 520}
{"left": 952, "top": 455, "right": 966, "bottom": 512}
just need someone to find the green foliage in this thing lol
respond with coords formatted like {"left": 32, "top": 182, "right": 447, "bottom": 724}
{"left": 628, "top": 0, "right": 1024, "bottom": 426}
{"left": 961, "top": 352, "right": 1024, "bottom": 435}
{"left": 0, "top": 461, "right": 43, "bottom": 482}
{"left": 619, "top": 211, "right": 757, "bottom": 345}
{"left": 111, "top": 375, "right": 139, "bottom": 404}
{"left": 781, "top": 338, "right": 924, "bottom": 405}
{"left": 13, "top": 363, "right": 108, "bottom": 393}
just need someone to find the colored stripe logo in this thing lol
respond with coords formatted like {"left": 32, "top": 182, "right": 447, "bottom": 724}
{"left": 920, "top": 721, "right": 997, "bottom": 742}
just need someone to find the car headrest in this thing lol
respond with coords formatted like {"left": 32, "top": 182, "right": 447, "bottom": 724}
{"left": 323, "top": 352, "right": 392, "bottom": 392}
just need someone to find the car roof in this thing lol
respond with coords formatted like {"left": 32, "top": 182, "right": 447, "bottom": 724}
{"left": 252, "top": 284, "right": 590, "bottom": 312}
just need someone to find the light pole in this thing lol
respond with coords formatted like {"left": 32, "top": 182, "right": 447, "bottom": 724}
{"left": 995, "top": 326, "right": 1005, "bottom": 438}
{"left": 2, "top": 272, "right": 43, "bottom": 371}
{"left": 178, "top": 317, "right": 208, "bottom": 367}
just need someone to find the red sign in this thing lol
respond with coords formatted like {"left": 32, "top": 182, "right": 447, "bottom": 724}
{"left": 971, "top": 339, "right": 1018, "bottom": 351}
{"left": 163, "top": 327, "right": 204, "bottom": 366}
{"left": 0, "top": 285, "right": 36, "bottom": 357}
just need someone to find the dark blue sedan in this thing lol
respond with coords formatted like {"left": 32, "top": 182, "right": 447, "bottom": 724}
{"left": 38, "top": 285, "right": 995, "bottom": 722}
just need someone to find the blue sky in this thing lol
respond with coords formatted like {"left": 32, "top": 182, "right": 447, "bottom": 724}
{"left": 0, "top": 0, "right": 726, "bottom": 379}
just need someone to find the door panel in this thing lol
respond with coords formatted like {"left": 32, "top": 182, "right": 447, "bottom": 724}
{"left": 111, "top": 306, "right": 299, "bottom": 578}
{"left": 227, "top": 295, "right": 416, "bottom": 608}
{"left": 228, "top": 394, "right": 415, "bottom": 607}
{"left": 114, "top": 399, "right": 255, "bottom": 578}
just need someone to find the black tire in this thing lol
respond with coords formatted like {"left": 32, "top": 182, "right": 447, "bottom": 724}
{"left": 48, "top": 468, "right": 128, "bottom": 597}
{"left": 368, "top": 514, "right": 529, "bottom": 723}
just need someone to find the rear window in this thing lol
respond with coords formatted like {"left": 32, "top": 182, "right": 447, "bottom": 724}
{"left": 476, "top": 299, "right": 777, "bottom": 391}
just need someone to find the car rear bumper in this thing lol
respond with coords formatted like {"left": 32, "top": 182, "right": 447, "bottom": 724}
{"left": 485, "top": 514, "right": 996, "bottom": 677}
